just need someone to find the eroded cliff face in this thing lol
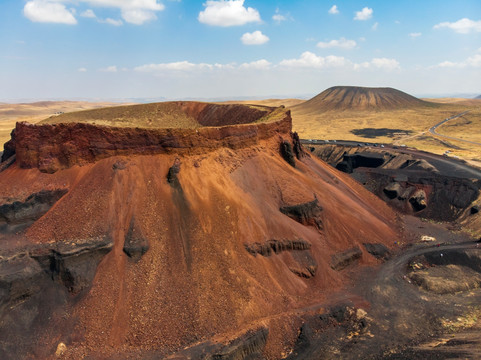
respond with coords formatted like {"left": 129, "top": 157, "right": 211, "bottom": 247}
{"left": 5, "top": 105, "right": 291, "bottom": 173}
{"left": 0, "top": 103, "right": 400, "bottom": 359}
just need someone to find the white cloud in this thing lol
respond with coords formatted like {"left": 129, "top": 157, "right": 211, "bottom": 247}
{"left": 239, "top": 59, "right": 271, "bottom": 69}
{"left": 435, "top": 53, "right": 481, "bottom": 68}
{"left": 354, "top": 7, "right": 373, "bottom": 21}
{"left": 24, "top": 0, "right": 164, "bottom": 25}
{"left": 317, "top": 38, "right": 356, "bottom": 49}
{"left": 328, "top": 5, "right": 339, "bottom": 15}
{"left": 198, "top": 0, "right": 261, "bottom": 27}
{"left": 80, "top": 9, "right": 96, "bottom": 18}
{"left": 434, "top": 18, "right": 481, "bottom": 34}
{"left": 272, "top": 8, "right": 286, "bottom": 23}
{"left": 371, "top": 22, "right": 378, "bottom": 30}
{"left": 78, "top": 67, "right": 87, "bottom": 72}
{"left": 135, "top": 61, "right": 214, "bottom": 72}
{"left": 101, "top": 65, "right": 118, "bottom": 72}
{"left": 437, "top": 61, "right": 462, "bottom": 68}
{"left": 279, "top": 51, "right": 349, "bottom": 69}
{"left": 121, "top": 9, "right": 157, "bottom": 24}
{"left": 466, "top": 54, "right": 481, "bottom": 67}
{"left": 241, "top": 30, "right": 269, "bottom": 45}
{"left": 23, "top": 1, "right": 77, "bottom": 25}
{"left": 371, "top": 58, "right": 400, "bottom": 70}
{"left": 100, "top": 17, "right": 123, "bottom": 26}
{"left": 409, "top": 32, "right": 421, "bottom": 38}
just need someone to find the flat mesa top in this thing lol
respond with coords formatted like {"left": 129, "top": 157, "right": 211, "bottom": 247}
{"left": 40, "top": 101, "right": 288, "bottom": 129}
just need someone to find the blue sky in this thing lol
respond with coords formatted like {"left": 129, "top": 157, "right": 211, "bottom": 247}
{"left": 0, "top": 0, "right": 480, "bottom": 100}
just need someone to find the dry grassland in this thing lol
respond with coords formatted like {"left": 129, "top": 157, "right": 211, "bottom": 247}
{"left": 0, "top": 101, "right": 131, "bottom": 147}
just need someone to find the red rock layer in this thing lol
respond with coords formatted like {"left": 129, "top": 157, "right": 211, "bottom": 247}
{"left": 10, "top": 107, "right": 290, "bottom": 173}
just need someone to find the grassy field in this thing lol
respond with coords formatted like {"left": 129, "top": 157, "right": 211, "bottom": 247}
{"left": 239, "top": 97, "right": 481, "bottom": 166}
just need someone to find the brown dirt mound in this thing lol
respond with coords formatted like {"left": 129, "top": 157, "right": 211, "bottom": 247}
{"left": 293, "top": 86, "right": 435, "bottom": 112}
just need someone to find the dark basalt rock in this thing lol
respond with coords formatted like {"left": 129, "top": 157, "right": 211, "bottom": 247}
{"left": 363, "top": 243, "right": 391, "bottom": 260}
{"left": 123, "top": 217, "right": 149, "bottom": 262}
{"left": 1, "top": 129, "right": 15, "bottom": 163}
{"left": 336, "top": 153, "right": 385, "bottom": 174}
{"left": 0, "top": 189, "right": 68, "bottom": 234}
{"left": 0, "top": 236, "right": 113, "bottom": 316}
{"left": 331, "top": 246, "right": 362, "bottom": 270}
{"left": 30, "top": 236, "right": 113, "bottom": 294}
{"left": 280, "top": 198, "right": 323, "bottom": 230}
{"left": 0, "top": 255, "right": 44, "bottom": 311}
{"left": 280, "top": 140, "right": 296, "bottom": 167}
{"left": 244, "top": 239, "right": 311, "bottom": 257}
{"left": 112, "top": 160, "right": 127, "bottom": 170}
{"left": 383, "top": 182, "right": 402, "bottom": 200}
{"left": 292, "top": 131, "right": 304, "bottom": 160}
{"left": 409, "top": 189, "right": 427, "bottom": 212}
{"left": 166, "top": 327, "right": 269, "bottom": 360}
{"left": 167, "top": 158, "right": 181, "bottom": 188}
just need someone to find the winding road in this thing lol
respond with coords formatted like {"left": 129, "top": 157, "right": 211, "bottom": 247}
{"left": 429, "top": 110, "right": 481, "bottom": 146}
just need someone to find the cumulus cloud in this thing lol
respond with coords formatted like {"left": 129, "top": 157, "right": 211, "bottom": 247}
{"left": 23, "top": 1, "right": 77, "bottom": 25}
{"left": 328, "top": 5, "right": 339, "bottom": 15}
{"left": 317, "top": 38, "right": 356, "bottom": 49}
{"left": 121, "top": 9, "right": 157, "bottom": 24}
{"left": 434, "top": 18, "right": 481, "bottom": 34}
{"left": 279, "top": 52, "right": 399, "bottom": 72}
{"left": 100, "top": 18, "right": 123, "bottom": 26}
{"left": 24, "top": 0, "right": 165, "bottom": 25}
{"left": 101, "top": 65, "right": 118, "bottom": 72}
{"left": 354, "top": 7, "right": 373, "bottom": 21}
{"left": 241, "top": 30, "right": 269, "bottom": 45}
{"left": 370, "top": 58, "right": 400, "bottom": 70}
{"left": 436, "top": 54, "right": 481, "bottom": 68}
{"left": 198, "top": 0, "right": 261, "bottom": 27}
{"left": 78, "top": 67, "right": 87, "bottom": 72}
{"left": 239, "top": 59, "right": 271, "bottom": 69}
{"left": 409, "top": 32, "right": 421, "bottom": 38}
{"left": 279, "top": 51, "right": 349, "bottom": 69}
{"left": 80, "top": 9, "right": 96, "bottom": 18}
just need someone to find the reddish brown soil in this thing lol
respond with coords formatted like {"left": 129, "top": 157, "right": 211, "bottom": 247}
{"left": 0, "top": 102, "right": 401, "bottom": 359}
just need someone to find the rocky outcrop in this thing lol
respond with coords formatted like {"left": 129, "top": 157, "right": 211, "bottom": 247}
{"left": 363, "top": 243, "right": 390, "bottom": 260}
{"left": 336, "top": 153, "right": 385, "bottom": 174}
{"left": 409, "top": 265, "right": 481, "bottom": 294}
{"left": 331, "top": 246, "right": 362, "bottom": 270}
{"left": 0, "top": 189, "right": 68, "bottom": 233}
{"left": 123, "top": 218, "right": 149, "bottom": 262}
{"left": 30, "top": 236, "right": 113, "bottom": 294}
{"left": 280, "top": 141, "right": 296, "bottom": 167}
{"left": 0, "top": 236, "right": 113, "bottom": 313}
{"left": 244, "top": 239, "right": 311, "bottom": 257}
{"left": 280, "top": 199, "right": 323, "bottom": 230}
{"left": 166, "top": 327, "right": 269, "bottom": 360}
{"left": 167, "top": 158, "right": 181, "bottom": 188}
{"left": 5, "top": 106, "right": 291, "bottom": 173}
{"left": 409, "top": 189, "right": 427, "bottom": 212}
{"left": 1, "top": 129, "right": 15, "bottom": 163}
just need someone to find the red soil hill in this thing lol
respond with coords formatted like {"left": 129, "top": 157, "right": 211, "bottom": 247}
{"left": 0, "top": 102, "right": 399, "bottom": 359}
